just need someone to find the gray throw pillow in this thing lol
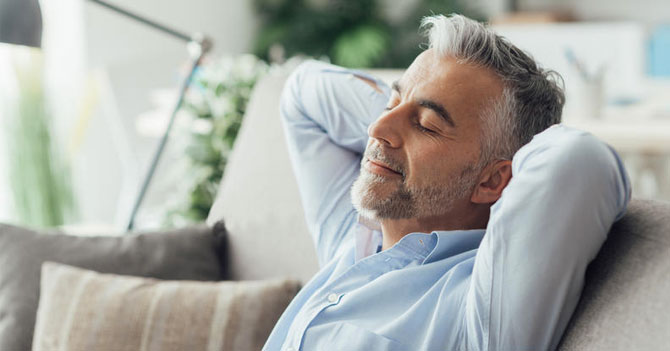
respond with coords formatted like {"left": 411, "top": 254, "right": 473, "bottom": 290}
{"left": 0, "top": 222, "right": 226, "bottom": 351}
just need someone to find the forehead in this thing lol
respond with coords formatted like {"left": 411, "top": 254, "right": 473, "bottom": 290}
{"left": 399, "top": 49, "right": 503, "bottom": 124}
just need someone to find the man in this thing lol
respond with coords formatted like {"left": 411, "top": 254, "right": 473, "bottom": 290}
{"left": 264, "top": 14, "right": 630, "bottom": 351}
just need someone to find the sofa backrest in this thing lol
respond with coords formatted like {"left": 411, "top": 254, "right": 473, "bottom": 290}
{"left": 207, "top": 69, "right": 670, "bottom": 350}
{"left": 207, "top": 71, "right": 319, "bottom": 282}
{"left": 558, "top": 198, "right": 670, "bottom": 350}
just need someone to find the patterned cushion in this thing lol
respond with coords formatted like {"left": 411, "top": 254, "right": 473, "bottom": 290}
{"left": 33, "top": 262, "right": 300, "bottom": 351}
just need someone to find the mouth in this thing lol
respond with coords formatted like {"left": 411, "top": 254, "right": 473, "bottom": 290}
{"left": 365, "top": 158, "right": 403, "bottom": 177}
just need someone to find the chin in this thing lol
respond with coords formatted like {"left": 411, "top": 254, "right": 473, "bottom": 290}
{"left": 352, "top": 203, "right": 380, "bottom": 221}
{"left": 351, "top": 171, "right": 384, "bottom": 220}
{"left": 351, "top": 172, "right": 416, "bottom": 220}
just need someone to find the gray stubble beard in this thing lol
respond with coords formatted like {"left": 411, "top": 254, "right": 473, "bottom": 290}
{"left": 351, "top": 158, "right": 480, "bottom": 221}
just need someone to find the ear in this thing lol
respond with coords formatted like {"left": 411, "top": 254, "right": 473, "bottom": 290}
{"left": 471, "top": 160, "right": 513, "bottom": 204}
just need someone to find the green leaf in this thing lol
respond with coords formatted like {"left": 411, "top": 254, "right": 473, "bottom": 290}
{"left": 332, "top": 24, "right": 390, "bottom": 68}
{"left": 163, "top": 54, "right": 267, "bottom": 226}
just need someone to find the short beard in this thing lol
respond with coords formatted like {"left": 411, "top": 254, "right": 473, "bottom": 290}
{"left": 351, "top": 150, "right": 481, "bottom": 221}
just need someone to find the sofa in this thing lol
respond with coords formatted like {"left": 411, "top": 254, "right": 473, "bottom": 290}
{"left": 206, "top": 69, "right": 670, "bottom": 350}
{"left": 2, "top": 68, "right": 669, "bottom": 350}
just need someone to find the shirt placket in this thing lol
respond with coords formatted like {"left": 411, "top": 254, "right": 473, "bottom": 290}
{"left": 282, "top": 250, "right": 410, "bottom": 351}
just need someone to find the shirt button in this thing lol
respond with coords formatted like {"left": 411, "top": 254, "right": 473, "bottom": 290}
{"left": 327, "top": 293, "right": 338, "bottom": 303}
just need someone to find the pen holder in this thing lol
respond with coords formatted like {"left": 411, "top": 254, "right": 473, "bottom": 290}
{"left": 575, "top": 72, "right": 605, "bottom": 119}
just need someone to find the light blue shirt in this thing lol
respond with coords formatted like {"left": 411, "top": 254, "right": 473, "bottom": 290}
{"left": 263, "top": 60, "right": 631, "bottom": 351}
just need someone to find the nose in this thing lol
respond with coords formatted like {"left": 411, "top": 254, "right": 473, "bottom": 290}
{"left": 368, "top": 107, "right": 405, "bottom": 148}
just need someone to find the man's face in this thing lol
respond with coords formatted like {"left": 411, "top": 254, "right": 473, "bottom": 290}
{"left": 352, "top": 50, "right": 503, "bottom": 220}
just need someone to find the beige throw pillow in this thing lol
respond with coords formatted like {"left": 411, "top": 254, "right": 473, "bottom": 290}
{"left": 33, "top": 262, "right": 300, "bottom": 351}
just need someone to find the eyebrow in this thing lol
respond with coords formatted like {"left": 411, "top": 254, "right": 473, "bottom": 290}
{"left": 391, "top": 81, "right": 456, "bottom": 128}
{"left": 392, "top": 81, "right": 401, "bottom": 94}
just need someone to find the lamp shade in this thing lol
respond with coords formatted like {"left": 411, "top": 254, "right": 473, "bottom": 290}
{"left": 0, "top": 0, "right": 42, "bottom": 47}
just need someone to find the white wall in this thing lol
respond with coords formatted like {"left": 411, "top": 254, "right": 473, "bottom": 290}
{"left": 85, "top": 0, "right": 258, "bottom": 64}
{"left": 0, "top": 45, "right": 19, "bottom": 223}
{"left": 460, "top": 0, "right": 670, "bottom": 27}
{"left": 518, "top": 0, "right": 670, "bottom": 26}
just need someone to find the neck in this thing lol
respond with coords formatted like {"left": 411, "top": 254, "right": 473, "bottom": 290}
{"left": 379, "top": 203, "right": 489, "bottom": 250}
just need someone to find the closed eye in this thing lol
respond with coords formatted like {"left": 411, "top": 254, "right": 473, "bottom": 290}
{"left": 413, "top": 120, "right": 436, "bottom": 134}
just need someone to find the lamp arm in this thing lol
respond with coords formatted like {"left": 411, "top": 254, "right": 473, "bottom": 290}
{"left": 85, "top": 0, "right": 214, "bottom": 230}
{"left": 88, "top": 0, "right": 192, "bottom": 43}
{"left": 125, "top": 50, "right": 205, "bottom": 231}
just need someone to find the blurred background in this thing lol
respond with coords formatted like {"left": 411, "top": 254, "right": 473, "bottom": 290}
{"left": 1, "top": 0, "right": 669, "bottom": 233}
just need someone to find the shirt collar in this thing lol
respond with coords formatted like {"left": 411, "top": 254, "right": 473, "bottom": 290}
{"left": 422, "top": 229, "right": 485, "bottom": 264}
{"left": 355, "top": 215, "right": 486, "bottom": 264}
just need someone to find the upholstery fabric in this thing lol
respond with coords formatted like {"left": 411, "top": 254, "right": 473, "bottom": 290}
{"left": 32, "top": 262, "right": 300, "bottom": 351}
{"left": 0, "top": 223, "right": 226, "bottom": 351}
{"left": 558, "top": 199, "right": 670, "bottom": 350}
{"left": 206, "top": 72, "right": 320, "bottom": 282}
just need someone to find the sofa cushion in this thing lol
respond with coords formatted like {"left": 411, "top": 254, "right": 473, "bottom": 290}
{"left": 558, "top": 199, "right": 670, "bottom": 350}
{"left": 0, "top": 223, "right": 226, "bottom": 351}
{"left": 207, "top": 71, "right": 320, "bottom": 282}
{"left": 32, "top": 262, "right": 300, "bottom": 351}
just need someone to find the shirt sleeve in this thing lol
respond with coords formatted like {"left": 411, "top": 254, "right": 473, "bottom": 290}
{"left": 280, "top": 60, "right": 390, "bottom": 266}
{"left": 464, "top": 125, "right": 632, "bottom": 351}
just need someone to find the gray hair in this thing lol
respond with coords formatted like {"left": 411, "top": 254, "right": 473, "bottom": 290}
{"left": 420, "top": 14, "right": 565, "bottom": 164}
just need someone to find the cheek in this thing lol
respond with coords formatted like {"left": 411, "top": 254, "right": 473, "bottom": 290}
{"left": 406, "top": 150, "right": 455, "bottom": 186}
{"left": 407, "top": 145, "right": 478, "bottom": 186}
